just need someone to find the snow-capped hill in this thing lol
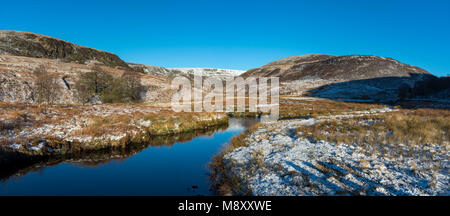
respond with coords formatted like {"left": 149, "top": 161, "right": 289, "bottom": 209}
{"left": 168, "top": 68, "right": 245, "bottom": 79}
{"left": 127, "top": 62, "right": 170, "bottom": 77}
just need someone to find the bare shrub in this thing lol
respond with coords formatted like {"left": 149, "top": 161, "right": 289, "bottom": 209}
{"left": 33, "top": 65, "right": 61, "bottom": 104}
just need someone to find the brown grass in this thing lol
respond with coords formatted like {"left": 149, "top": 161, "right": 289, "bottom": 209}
{"left": 279, "top": 98, "right": 385, "bottom": 119}
{"left": 0, "top": 102, "right": 229, "bottom": 157}
{"left": 73, "top": 111, "right": 228, "bottom": 137}
{"left": 296, "top": 108, "right": 450, "bottom": 147}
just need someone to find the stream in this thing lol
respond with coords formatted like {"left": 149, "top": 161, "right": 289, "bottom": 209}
{"left": 0, "top": 118, "right": 258, "bottom": 195}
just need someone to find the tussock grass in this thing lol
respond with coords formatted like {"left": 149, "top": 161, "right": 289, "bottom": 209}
{"left": 279, "top": 99, "right": 385, "bottom": 119}
{"left": 74, "top": 111, "right": 228, "bottom": 137}
{"left": 0, "top": 102, "right": 229, "bottom": 159}
{"left": 296, "top": 108, "right": 450, "bottom": 147}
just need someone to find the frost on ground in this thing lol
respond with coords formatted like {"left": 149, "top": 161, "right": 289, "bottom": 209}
{"left": 222, "top": 108, "right": 449, "bottom": 196}
{"left": 0, "top": 103, "right": 228, "bottom": 155}
{"left": 168, "top": 68, "right": 245, "bottom": 80}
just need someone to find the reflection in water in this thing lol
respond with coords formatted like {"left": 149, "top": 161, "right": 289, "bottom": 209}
{"left": 0, "top": 118, "right": 257, "bottom": 195}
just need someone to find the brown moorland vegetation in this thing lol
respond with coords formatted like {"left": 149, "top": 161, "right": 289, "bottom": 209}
{"left": 0, "top": 102, "right": 228, "bottom": 158}
{"left": 295, "top": 108, "right": 450, "bottom": 150}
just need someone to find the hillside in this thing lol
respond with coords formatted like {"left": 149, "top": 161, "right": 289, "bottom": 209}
{"left": 0, "top": 31, "right": 130, "bottom": 69}
{"left": 168, "top": 68, "right": 245, "bottom": 79}
{"left": 127, "top": 63, "right": 246, "bottom": 79}
{"left": 242, "top": 54, "right": 430, "bottom": 82}
{"left": 127, "top": 62, "right": 171, "bottom": 77}
{"left": 0, "top": 54, "right": 173, "bottom": 104}
{"left": 242, "top": 54, "right": 434, "bottom": 102}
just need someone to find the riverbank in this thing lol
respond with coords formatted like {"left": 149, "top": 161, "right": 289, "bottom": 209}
{"left": 0, "top": 122, "right": 230, "bottom": 181}
{"left": 0, "top": 117, "right": 255, "bottom": 195}
{"left": 0, "top": 102, "right": 228, "bottom": 172}
{"left": 210, "top": 105, "right": 449, "bottom": 196}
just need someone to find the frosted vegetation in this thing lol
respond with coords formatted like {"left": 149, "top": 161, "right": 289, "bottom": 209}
{"left": 211, "top": 104, "right": 449, "bottom": 196}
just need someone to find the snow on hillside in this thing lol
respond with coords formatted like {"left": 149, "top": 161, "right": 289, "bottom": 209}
{"left": 168, "top": 68, "right": 245, "bottom": 79}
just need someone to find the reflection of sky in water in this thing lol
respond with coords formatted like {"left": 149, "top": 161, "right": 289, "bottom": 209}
{"left": 0, "top": 119, "right": 255, "bottom": 195}
{"left": 225, "top": 118, "right": 246, "bottom": 132}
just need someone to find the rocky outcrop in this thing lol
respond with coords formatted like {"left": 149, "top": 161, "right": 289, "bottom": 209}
{"left": 0, "top": 31, "right": 130, "bottom": 69}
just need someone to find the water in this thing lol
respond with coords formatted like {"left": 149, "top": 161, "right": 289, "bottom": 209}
{"left": 0, "top": 118, "right": 257, "bottom": 195}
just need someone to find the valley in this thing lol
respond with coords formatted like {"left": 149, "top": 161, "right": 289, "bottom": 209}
{"left": 0, "top": 30, "right": 448, "bottom": 196}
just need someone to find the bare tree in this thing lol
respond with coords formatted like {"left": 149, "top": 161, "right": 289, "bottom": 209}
{"left": 121, "top": 70, "right": 144, "bottom": 102}
{"left": 33, "top": 65, "right": 60, "bottom": 105}
{"left": 74, "top": 65, "right": 114, "bottom": 104}
{"left": 73, "top": 79, "right": 92, "bottom": 104}
{"left": 75, "top": 66, "right": 144, "bottom": 104}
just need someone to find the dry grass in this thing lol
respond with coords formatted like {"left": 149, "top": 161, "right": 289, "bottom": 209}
{"left": 0, "top": 102, "right": 228, "bottom": 136}
{"left": 296, "top": 108, "right": 450, "bottom": 147}
{"left": 279, "top": 98, "right": 385, "bottom": 119}
{"left": 208, "top": 123, "right": 260, "bottom": 195}
{"left": 0, "top": 102, "right": 229, "bottom": 158}
{"left": 225, "top": 97, "right": 385, "bottom": 119}
{"left": 74, "top": 111, "right": 228, "bottom": 137}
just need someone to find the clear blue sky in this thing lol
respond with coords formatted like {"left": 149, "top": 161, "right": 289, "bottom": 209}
{"left": 1, "top": 0, "right": 449, "bottom": 76}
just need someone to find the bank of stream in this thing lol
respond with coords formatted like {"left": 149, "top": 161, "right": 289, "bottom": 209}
{"left": 0, "top": 118, "right": 258, "bottom": 195}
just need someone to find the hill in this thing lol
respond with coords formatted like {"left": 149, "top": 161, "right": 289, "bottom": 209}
{"left": 242, "top": 54, "right": 434, "bottom": 102}
{"left": 242, "top": 54, "right": 430, "bottom": 82}
{"left": 0, "top": 31, "right": 130, "bottom": 69}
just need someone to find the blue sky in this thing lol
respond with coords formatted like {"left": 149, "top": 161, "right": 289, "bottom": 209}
{"left": 1, "top": 0, "right": 449, "bottom": 76}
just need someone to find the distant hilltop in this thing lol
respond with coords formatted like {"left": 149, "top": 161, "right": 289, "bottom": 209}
{"left": 168, "top": 68, "right": 245, "bottom": 79}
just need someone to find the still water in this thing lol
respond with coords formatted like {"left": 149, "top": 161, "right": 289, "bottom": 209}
{"left": 0, "top": 118, "right": 257, "bottom": 195}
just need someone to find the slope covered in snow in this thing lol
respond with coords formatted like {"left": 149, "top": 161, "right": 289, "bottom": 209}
{"left": 168, "top": 68, "right": 245, "bottom": 79}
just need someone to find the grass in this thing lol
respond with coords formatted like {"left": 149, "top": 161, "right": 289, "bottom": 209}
{"left": 0, "top": 120, "right": 230, "bottom": 181}
{"left": 224, "top": 97, "right": 385, "bottom": 119}
{"left": 209, "top": 99, "right": 388, "bottom": 195}
{"left": 0, "top": 102, "right": 229, "bottom": 159}
{"left": 74, "top": 111, "right": 228, "bottom": 137}
{"left": 295, "top": 108, "right": 450, "bottom": 148}
{"left": 279, "top": 98, "right": 386, "bottom": 119}
{"left": 210, "top": 103, "right": 450, "bottom": 195}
